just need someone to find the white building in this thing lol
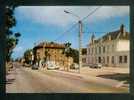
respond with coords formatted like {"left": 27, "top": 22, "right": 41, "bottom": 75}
{"left": 86, "top": 24, "right": 129, "bottom": 67}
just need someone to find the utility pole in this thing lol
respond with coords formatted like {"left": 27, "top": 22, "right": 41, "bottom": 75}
{"left": 78, "top": 20, "right": 82, "bottom": 73}
{"left": 64, "top": 10, "right": 83, "bottom": 73}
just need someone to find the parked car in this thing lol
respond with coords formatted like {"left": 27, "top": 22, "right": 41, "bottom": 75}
{"left": 32, "top": 65, "right": 38, "bottom": 70}
{"left": 54, "top": 64, "right": 60, "bottom": 69}
{"left": 90, "top": 63, "right": 102, "bottom": 68}
{"left": 70, "top": 63, "right": 79, "bottom": 69}
{"left": 46, "top": 61, "right": 59, "bottom": 70}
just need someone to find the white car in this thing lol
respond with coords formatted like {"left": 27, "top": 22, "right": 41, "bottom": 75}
{"left": 46, "top": 61, "right": 59, "bottom": 70}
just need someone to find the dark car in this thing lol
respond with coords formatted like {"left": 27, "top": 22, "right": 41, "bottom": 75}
{"left": 90, "top": 63, "right": 102, "bottom": 68}
{"left": 32, "top": 65, "right": 39, "bottom": 70}
{"left": 70, "top": 63, "right": 79, "bottom": 69}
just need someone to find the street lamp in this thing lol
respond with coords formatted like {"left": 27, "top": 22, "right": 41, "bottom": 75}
{"left": 64, "top": 10, "right": 83, "bottom": 73}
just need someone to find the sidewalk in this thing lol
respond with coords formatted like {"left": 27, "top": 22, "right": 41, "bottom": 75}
{"left": 29, "top": 64, "right": 129, "bottom": 89}
{"left": 6, "top": 67, "right": 16, "bottom": 82}
{"left": 51, "top": 68, "right": 129, "bottom": 89}
{"left": 80, "top": 67, "right": 129, "bottom": 76}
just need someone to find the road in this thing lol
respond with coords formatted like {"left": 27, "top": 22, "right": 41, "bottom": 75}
{"left": 6, "top": 63, "right": 128, "bottom": 93}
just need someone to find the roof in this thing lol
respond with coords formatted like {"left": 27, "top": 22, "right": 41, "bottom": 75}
{"left": 102, "top": 30, "right": 129, "bottom": 41}
{"left": 90, "top": 24, "right": 129, "bottom": 45}
{"left": 34, "top": 42, "right": 65, "bottom": 49}
{"left": 45, "top": 42, "right": 65, "bottom": 49}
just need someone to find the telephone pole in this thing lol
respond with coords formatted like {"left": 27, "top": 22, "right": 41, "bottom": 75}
{"left": 78, "top": 20, "right": 82, "bottom": 73}
{"left": 64, "top": 10, "right": 83, "bottom": 73}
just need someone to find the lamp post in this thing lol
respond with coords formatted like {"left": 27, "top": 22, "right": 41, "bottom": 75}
{"left": 64, "top": 10, "right": 83, "bottom": 73}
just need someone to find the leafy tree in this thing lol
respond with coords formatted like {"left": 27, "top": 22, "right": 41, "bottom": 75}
{"left": 69, "top": 48, "right": 79, "bottom": 64}
{"left": 14, "top": 32, "right": 21, "bottom": 40}
{"left": 63, "top": 42, "right": 79, "bottom": 64}
{"left": 5, "top": 6, "right": 21, "bottom": 62}
{"left": 64, "top": 42, "right": 71, "bottom": 57}
{"left": 24, "top": 49, "right": 33, "bottom": 64}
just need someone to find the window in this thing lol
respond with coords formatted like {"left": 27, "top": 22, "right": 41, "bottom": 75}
{"left": 98, "top": 57, "right": 101, "bottom": 63}
{"left": 112, "top": 44, "right": 114, "bottom": 52}
{"left": 107, "top": 45, "right": 109, "bottom": 53}
{"left": 124, "top": 56, "right": 127, "bottom": 63}
{"left": 103, "top": 46, "right": 105, "bottom": 53}
{"left": 119, "top": 56, "right": 122, "bottom": 63}
{"left": 103, "top": 57, "right": 105, "bottom": 63}
{"left": 112, "top": 56, "right": 114, "bottom": 64}
{"left": 88, "top": 48, "right": 90, "bottom": 54}
{"left": 99, "top": 47, "right": 101, "bottom": 54}
{"left": 95, "top": 47, "right": 97, "bottom": 54}
{"left": 92, "top": 48, "right": 94, "bottom": 54}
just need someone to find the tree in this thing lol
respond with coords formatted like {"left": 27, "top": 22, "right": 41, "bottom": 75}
{"left": 5, "top": 6, "right": 21, "bottom": 62}
{"left": 14, "top": 32, "right": 21, "bottom": 45}
{"left": 6, "top": 37, "right": 16, "bottom": 62}
{"left": 24, "top": 49, "right": 33, "bottom": 64}
{"left": 64, "top": 42, "right": 71, "bottom": 57}
{"left": 14, "top": 32, "right": 21, "bottom": 38}
{"left": 63, "top": 42, "right": 79, "bottom": 64}
{"left": 68, "top": 48, "right": 79, "bottom": 64}
{"left": 63, "top": 42, "right": 79, "bottom": 71}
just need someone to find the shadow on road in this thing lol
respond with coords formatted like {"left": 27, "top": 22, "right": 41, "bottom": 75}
{"left": 97, "top": 73, "right": 130, "bottom": 84}
{"left": 6, "top": 78, "right": 15, "bottom": 84}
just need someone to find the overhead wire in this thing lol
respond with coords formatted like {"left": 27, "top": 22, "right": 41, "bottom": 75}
{"left": 54, "top": 6, "right": 101, "bottom": 42}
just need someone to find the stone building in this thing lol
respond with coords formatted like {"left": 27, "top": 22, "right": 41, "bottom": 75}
{"left": 86, "top": 24, "right": 129, "bottom": 67}
{"left": 33, "top": 42, "right": 73, "bottom": 69}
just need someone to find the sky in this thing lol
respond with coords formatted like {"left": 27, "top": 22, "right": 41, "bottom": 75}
{"left": 11, "top": 6, "right": 130, "bottom": 59}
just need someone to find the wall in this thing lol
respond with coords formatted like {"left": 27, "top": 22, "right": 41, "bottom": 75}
{"left": 116, "top": 40, "right": 130, "bottom": 52}
{"left": 86, "top": 39, "right": 130, "bottom": 67}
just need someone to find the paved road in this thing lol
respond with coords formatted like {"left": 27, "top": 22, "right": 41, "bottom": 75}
{"left": 6, "top": 63, "right": 128, "bottom": 93}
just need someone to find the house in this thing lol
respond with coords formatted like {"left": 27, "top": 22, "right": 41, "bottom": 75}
{"left": 33, "top": 42, "right": 73, "bottom": 69}
{"left": 86, "top": 24, "right": 129, "bottom": 67}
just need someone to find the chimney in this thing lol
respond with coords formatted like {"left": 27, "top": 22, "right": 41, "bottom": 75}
{"left": 120, "top": 24, "right": 126, "bottom": 37}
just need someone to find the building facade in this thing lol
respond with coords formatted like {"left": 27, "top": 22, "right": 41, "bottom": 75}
{"left": 33, "top": 42, "right": 73, "bottom": 69}
{"left": 86, "top": 24, "right": 129, "bottom": 67}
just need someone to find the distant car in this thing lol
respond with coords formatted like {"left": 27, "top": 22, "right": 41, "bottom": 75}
{"left": 47, "top": 64, "right": 59, "bottom": 70}
{"left": 90, "top": 63, "right": 102, "bottom": 68}
{"left": 70, "top": 63, "right": 79, "bottom": 69}
{"left": 46, "top": 61, "right": 59, "bottom": 70}
{"left": 32, "top": 65, "right": 38, "bottom": 70}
